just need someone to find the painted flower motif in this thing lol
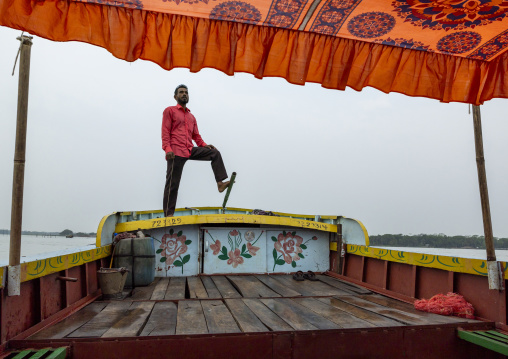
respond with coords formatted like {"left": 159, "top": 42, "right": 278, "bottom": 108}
{"left": 227, "top": 248, "right": 244, "bottom": 268}
{"left": 210, "top": 240, "right": 221, "bottom": 255}
{"left": 244, "top": 231, "right": 255, "bottom": 242}
{"left": 247, "top": 242, "right": 260, "bottom": 256}
{"left": 312, "top": 236, "right": 318, "bottom": 240}
{"left": 230, "top": 230, "right": 239, "bottom": 236}
{"left": 274, "top": 233, "right": 303, "bottom": 264}
{"left": 160, "top": 233, "right": 188, "bottom": 265}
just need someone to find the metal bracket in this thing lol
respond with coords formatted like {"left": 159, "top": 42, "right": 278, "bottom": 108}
{"left": 185, "top": 207, "right": 201, "bottom": 215}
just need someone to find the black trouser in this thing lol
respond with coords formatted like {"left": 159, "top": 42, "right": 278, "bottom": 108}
{"left": 163, "top": 147, "right": 228, "bottom": 216}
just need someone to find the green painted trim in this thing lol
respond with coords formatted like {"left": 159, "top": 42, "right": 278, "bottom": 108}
{"left": 46, "top": 347, "right": 68, "bottom": 359}
{"left": 12, "top": 350, "right": 32, "bottom": 359}
{"left": 479, "top": 331, "right": 508, "bottom": 344}
{"left": 458, "top": 330, "right": 508, "bottom": 355}
{"left": 30, "top": 349, "right": 51, "bottom": 359}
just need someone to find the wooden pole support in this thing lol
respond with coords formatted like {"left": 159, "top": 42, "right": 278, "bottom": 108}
{"left": 221, "top": 172, "right": 237, "bottom": 211}
{"left": 9, "top": 35, "right": 33, "bottom": 269}
{"left": 472, "top": 105, "right": 495, "bottom": 261}
{"left": 472, "top": 105, "right": 500, "bottom": 290}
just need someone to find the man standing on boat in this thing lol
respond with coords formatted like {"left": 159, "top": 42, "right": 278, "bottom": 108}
{"left": 162, "top": 84, "right": 230, "bottom": 217}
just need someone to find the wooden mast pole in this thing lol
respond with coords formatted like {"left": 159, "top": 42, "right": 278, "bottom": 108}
{"left": 8, "top": 35, "right": 33, "bottom": 296}
{"left": 472, "top": 105, "right": 500, "bottom": 290}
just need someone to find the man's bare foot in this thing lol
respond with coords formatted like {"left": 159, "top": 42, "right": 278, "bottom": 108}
{"left": 217, "top": 181, "right": 230, "bottom": 193}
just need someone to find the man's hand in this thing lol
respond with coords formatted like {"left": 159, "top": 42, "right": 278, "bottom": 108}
{"left": 166, "top": 151, "right": 175, "bottom": 160}
{"left": 205, "top": 145, "right": 217, "bottom": 150}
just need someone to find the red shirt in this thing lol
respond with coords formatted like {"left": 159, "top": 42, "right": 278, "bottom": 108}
{"left": 161, "top": 104, "right": 207, "bottom": 158}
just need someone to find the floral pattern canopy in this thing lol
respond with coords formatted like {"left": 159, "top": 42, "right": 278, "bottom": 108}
{"left": 2, "top": 0, "right": 508, "bottom": 103}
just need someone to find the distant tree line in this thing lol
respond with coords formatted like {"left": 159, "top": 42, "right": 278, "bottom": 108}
{"left": 370, "top": 234, "right": 508, "bottom": 249}
{"left": 0, "top": 229, "right": 96, "bottom": 237}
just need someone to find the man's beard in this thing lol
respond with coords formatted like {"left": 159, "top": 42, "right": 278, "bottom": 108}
{"left": 178, "top": 98, "right": 188, "bottom": 105}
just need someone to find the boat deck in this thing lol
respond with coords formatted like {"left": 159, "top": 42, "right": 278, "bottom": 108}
{"left": 27, "top": 274, "right": 479, "bottom": 339}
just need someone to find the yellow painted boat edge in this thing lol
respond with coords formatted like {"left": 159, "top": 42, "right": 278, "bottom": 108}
{"left": 96, "top": 213, "right": 113, "bottom": 247}
{"left": 346, "top": 244, "right": 507, "bottom": 278}
{"left": 117, "top": 207, "right": 338, "bottom": 220}
{"left": 115, "top": 214, "right": 337, "bottom": 233}
{"left": 17, "top": 245, "right": 112, "bottom": 284}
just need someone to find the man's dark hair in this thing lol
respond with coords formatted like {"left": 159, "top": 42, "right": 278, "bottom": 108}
{"left": 174, "top": 84, "right": 188, "bottom": 95}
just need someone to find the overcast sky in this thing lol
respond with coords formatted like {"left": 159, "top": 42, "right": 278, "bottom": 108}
{"left": 1, "top": 26, "right": 507, "bottom": 237}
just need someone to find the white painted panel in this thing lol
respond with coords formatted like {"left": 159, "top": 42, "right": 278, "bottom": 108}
{"left": 267, "top": 229, "right": 329, "bottom": 273}
{"left": 150, "top": 225, "right": 199, "bottom": 277}
{"left": 339, "top": 217, "right": 369, "bottom": 245}
{"left": 203, "top": 228, "right": 266, "bottom": 274}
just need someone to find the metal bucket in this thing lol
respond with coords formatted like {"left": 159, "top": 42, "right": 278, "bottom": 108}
{"left": 97, "top": 267, "right": 128, "bottom": 299}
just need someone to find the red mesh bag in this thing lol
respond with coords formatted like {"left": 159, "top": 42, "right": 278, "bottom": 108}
{"left": 414, "top": 292, "right": 475, "bottom": 319}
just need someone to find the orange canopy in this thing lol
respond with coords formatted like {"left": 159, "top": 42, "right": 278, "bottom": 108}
{"left": 2, "top": 0, "right": 508, "bottom": 104}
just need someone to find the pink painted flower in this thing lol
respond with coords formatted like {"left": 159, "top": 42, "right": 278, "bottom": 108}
{"left": 229, "top": 230, "right": 239, "bottom": 236}
{"left": 247, "top": 242, "right": 260, "bottom": 256}
{"left": 274, "top": 232, "right": 303, "bottom": 264}
{"left": 160, "top": 233, "right": 187, "bottom": 265}
{"left": 210, "top": 240, "right": 221, "bottom": 255}
{"left": 312, "top": 236, "right": 318, "bottom": 240}
{"left": 227, "top": 248, "right": 244, "bottom": 268}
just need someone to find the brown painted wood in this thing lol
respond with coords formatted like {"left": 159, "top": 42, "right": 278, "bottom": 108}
{"left": 140, "top": 302, "right": 177, "bottom": 336}
{"left": 334, "top": 295, "right": 430, "bottom": 325}
{"left": 131, "top": 278, "right": 159, "bottom": 300}
{"left": 224, "top": 299, "right": 268, "bottom": 333}
{"left": 165, "top": 277, "right": 186, "bottom": 300}
{"left": 176, "top": 301, "right": 208, "bottom": 335}
{"left": 227, "top": 276, "right": 280, "bottom": 298}
{"left": 317, "top": 297, "right": 401, "bottom": 327}
{"left": 67, "top": 301, "right": 133, "bottom": 337}
{"left": 255, "top": 275, "right": 302, "bottom": 297}
{"left": 151, "top": 278, "right": 169, "bottom": 300}
{"left": 260, "top": 298, "right": 317, "bottom": 330}
{"left": 188, "top": 277, "right": 209, "bottom": 299}
{"left": 30, "top": 302, "right": 108, "bottom": 339}
{"left": 211, "top": 276, "right": 242, "bottom": 298}
{"left": 242, "top": 299, "right": 293, "bottom": 331}
{"left": 271, "top": 275, "right": 348, "bottom": 296}
{"left": 102, "top": 301, "right": 155, "bottom": 337}
{"left": 319, "top": 274, "right": 371, "bottom": 294}
{"left": 292, "top": 297, "right": 375, "bottom": 328}
{"left": 201, "top": 300, "right": 241, "bottom": 334}
{"left": 272, "top": 298, "right": 339, "bottom": 329}
{"left": 201, "top": 276, "right": 222, "bottom": 299}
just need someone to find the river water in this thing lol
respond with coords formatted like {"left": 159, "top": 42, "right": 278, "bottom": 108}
{"left": 0, "top": 234, "right": 96, "bottom": 266}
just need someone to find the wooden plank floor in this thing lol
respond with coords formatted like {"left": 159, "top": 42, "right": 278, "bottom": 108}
{"left": 29, "top": 274, "right": 479, "bottom": 339}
